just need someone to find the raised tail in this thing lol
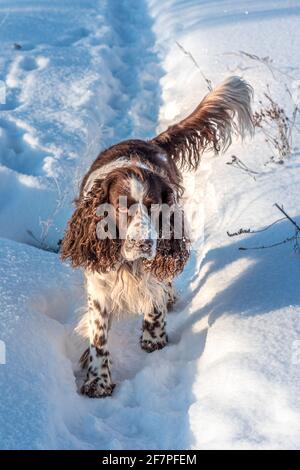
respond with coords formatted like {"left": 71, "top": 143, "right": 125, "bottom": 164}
{"left": 151, "top": 76, "right": 254, "bottom": 171}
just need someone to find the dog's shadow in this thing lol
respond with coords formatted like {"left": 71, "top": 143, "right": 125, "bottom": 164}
{"left": 202, "top": 218, "right": 300, "bottom": 326}
{"left": 78, "top": 216, "right": 300, "bottom": 396}
{"left": 170, "top": 217, "right": 300, "bottom": 336}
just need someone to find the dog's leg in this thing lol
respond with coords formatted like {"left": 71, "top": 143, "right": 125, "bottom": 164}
{"left": 140, "top": 308, "right": 168, "bottom": 353}
{"left": 81, "top": 297, "right": 114, "bottom": 398}
{"left": 167, "top": 282, "right": 177, "bottom": 311}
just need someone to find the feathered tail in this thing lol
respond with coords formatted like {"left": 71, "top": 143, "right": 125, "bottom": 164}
{"left": 151, "top": 76, "right": 254, "bottom": 171}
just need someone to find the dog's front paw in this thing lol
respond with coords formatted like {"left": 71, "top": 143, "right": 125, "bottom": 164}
{"left": 81, "top": 377, "right": 115, "bottom": 398}
{"left": 167, "top": 291, "right": 177, "bottom": 312}
{"left": 140, "top": 333, "right": 168, "bottom": 353}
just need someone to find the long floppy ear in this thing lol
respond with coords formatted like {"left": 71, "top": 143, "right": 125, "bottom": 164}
{"left": 143, "top": 190, "right": 190, "bottom": 282}
{"left": 151, "top": 76, "right": 254, "bottom": 171}
{"left": 143, "top": 233, "right": 189, "bottom": 282}
{"left": 60, "top": 180, "right": 121, "bottom": 273}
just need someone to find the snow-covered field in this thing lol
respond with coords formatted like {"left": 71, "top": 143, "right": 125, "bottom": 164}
{"left": 1, "top": 0, "right": 300, "bottom": 450}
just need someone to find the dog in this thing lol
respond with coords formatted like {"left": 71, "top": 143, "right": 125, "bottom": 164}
{"left": 61, "top": 76, "right": 253, "bottom": 397}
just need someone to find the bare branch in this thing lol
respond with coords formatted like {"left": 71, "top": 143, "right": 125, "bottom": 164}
{"left": 274, "top": 203, "right": 300, "bottom": 232}
{"left": 227, "top": 216, "right": 286, "bottom": 238}
{"left": 176, "top": 41, "right": 213, "bottom": 92}
{"left": 232, "top": 204, "right": 300, "bottom": 253}
{"left": 226, "top": 155, "right": 260, "bottom": 180}
{"left": 239, "top": 235, "right": 296, "bottom": 251}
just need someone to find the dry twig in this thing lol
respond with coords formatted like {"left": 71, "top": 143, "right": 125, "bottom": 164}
{"left": 226, "top": 155, "right": 260, "bottom": 180}
{"left": 229, "top": 204, "right": 300, "bottom": 253}
{"left": 176, "top": 41, "right": 213, "bottom": 92}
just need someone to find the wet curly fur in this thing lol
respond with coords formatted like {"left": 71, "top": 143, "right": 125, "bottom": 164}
{"left": 61, "top": 179, "right": 122, "bottom": 273}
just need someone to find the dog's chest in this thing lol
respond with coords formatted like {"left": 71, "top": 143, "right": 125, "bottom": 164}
{"left": 85, "top": 264, "right": 169, "bottom": 317}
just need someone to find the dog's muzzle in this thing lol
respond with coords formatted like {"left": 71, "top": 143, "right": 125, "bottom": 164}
{"left": 122, "top": 205, "right": 157, "bottom": 261}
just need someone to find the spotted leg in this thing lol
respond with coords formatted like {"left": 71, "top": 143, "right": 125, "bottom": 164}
{"left": 140, "top": 308, "right": 168, "bottom": 353}
{"left": 81, "top": 298, "right": 114, "bottom": 398}
{"left": 167, "top": 282, "right": 177, "bottom": 311}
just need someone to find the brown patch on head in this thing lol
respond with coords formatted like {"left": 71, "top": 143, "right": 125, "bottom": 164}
{"left": 80, "top": 139, "right": 183, "bottom": 197}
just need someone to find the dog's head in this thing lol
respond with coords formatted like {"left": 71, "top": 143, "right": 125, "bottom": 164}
{"left": 107, "top": 168, "right": 163, "bottom": 262}
{"left": 61, "top": 145, "right": 189, "bottom": 281}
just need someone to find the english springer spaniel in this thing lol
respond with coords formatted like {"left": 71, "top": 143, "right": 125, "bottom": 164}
{"left": 61, "top": 76, "right": 253, "bottom": 397}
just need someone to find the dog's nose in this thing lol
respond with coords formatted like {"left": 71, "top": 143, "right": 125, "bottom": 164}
{"left": 136, "top": 239, "right": 153, "bottom": 251}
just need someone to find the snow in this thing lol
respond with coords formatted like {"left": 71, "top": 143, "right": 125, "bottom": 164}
{"left": 1, "top": 0, "right": 300, "bottom": 450}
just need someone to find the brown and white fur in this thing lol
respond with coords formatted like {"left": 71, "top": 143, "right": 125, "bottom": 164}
{"left": 61, "top": 76, "right": 253, "bottom": 397}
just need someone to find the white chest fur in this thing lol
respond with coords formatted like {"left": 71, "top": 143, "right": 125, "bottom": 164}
{"left": 85, "top": 263, "right": 170, "bottom": 318}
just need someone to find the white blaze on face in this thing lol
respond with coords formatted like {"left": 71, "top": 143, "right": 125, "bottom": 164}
{"left": 122, "top": 176, "right": 157, "bottom": 261}
{"left": 130, "top": 177, "right": 145, "bottom": 203}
